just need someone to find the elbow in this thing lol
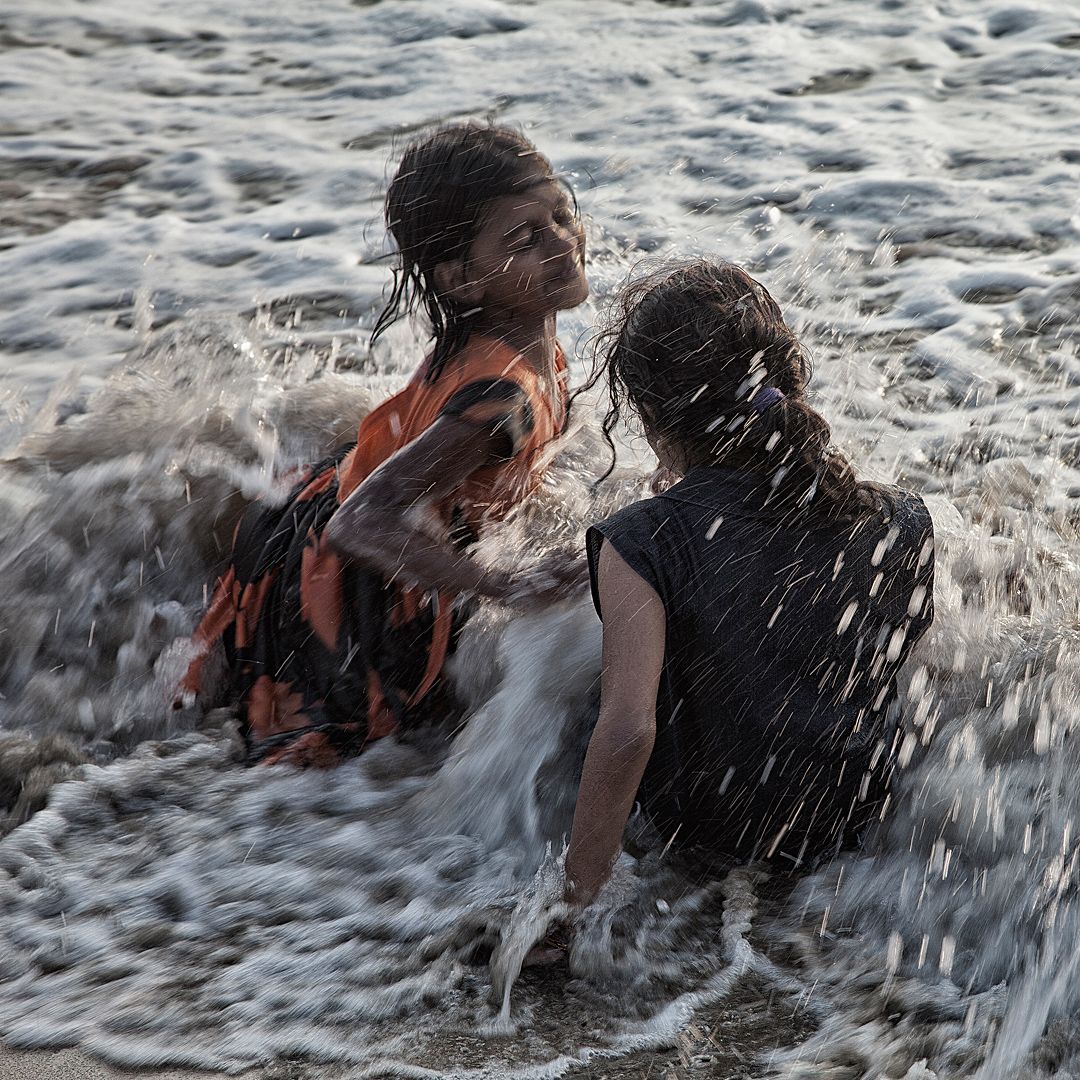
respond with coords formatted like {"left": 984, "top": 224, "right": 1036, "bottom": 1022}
{"left": 323, "top": 504, "right": 377, "bottom": 562}
{"left": 623, "top": 721, "right": 657, "bottom": 768}
{"left": 596, "top": 707, "right": 656, "bottom": 769}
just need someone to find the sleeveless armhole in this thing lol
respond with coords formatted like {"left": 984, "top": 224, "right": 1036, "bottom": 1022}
{"left": 438, "top": 377, "right": 536, "bottom": 461}
{"left": 879, "top": 493, "right": 936, "bottom": 640}
{"left": 586, "top": 510, "right": 665, "bottom": 621}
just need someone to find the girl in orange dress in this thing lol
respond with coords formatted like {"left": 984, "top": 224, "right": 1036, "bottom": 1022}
{"left": 181, "top": 123, "right": 589, "bottom": 767}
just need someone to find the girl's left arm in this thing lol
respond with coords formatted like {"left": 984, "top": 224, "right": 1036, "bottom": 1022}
{"left": 564, "top": 539, "right": 666, "bottom": 907}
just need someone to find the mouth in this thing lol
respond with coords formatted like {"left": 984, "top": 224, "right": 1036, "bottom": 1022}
{"left": 547, "top": 264, "right": 583, "bottom": 287}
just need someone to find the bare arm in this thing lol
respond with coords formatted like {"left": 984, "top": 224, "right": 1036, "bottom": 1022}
{"left": 564, "top": 540, "right": 666, "bottom": 907}
{"left": 324, "top": 414, "right": 538, "bottom": 602}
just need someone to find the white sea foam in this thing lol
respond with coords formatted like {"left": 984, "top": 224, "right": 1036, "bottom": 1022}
{"left": 2, "top": 0, "right": 1080, "bottom": 1075}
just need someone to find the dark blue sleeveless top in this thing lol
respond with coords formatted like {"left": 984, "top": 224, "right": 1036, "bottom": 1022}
{"left": 586, "top": 465, "right": 934, "bottom": 862}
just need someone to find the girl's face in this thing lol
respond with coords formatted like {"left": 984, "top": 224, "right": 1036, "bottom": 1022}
{"left": 460, "top": 179, "right": 588, "bottom": 320}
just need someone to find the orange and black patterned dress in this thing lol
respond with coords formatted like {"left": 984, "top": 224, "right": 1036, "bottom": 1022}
{"left": 181, "top": 334, "right": 568, "bottom": 766}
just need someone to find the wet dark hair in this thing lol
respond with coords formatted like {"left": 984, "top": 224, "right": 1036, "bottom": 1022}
{"left": 371, "top": 122, "right": 557, "bottom": 382}
{"left": 589, "top": 260, "right": 889, "bottom": 522}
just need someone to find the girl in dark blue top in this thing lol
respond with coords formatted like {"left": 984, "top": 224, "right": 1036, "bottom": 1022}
{"left": 565, "top": 261, "right": 934, "bottom": 907}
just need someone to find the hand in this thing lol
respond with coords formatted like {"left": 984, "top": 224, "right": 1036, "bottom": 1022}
{"left": 522, "top": 920, "right": 574, "bottom": 968}
{"left": 504, "top": 551, "right": 589, "bottom": 610}
{"left": 648, "top": 466, "right": 681, "bottom": 494}
{"left": 522, "top": 884, "right": 590, "bottom": 967}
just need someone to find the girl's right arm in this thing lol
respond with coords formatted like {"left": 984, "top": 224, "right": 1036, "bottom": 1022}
{"left": 323, "top": 413, "right": 576, "bottom": 605}
{"left": 564, "top": 540, "right": 666, "bottom": 907}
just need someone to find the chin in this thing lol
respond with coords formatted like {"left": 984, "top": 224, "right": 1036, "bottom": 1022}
{"left": 558, "top": 278, "right": 590, "bottom": 310}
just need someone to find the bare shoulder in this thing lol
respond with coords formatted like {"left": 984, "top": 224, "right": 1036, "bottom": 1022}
{"left": 597, "top": 540, "right": 662, "bottom": 609}
{"left": 596, "top": 540, "right": 652, "bottom": 600}
{"left": 595, "top": 540, "right": 666, "bottom": 680}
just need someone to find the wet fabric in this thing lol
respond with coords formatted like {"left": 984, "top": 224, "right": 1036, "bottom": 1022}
{"left": 586, "top": 466, "right": 935, "bottom": 863}
{"left": 183, "top": 335, "right": 568, "bottom": 767}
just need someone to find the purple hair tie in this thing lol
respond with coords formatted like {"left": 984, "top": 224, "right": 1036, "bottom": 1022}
{"left": 752, "top": 386, "right": 785, "bottom": 414}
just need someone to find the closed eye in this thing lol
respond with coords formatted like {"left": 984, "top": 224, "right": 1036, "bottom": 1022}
{"left": 554, "top": 204, "right": 577, "bottom": 228}
{"left": 509, "top": 225, "right": 543, "bottom": 250}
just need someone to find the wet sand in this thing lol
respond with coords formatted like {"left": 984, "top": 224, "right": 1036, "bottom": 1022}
{"left": 1, "top": 970, "right": 816, "bottom": 1078}
{"left": 0, "top": 1048, "right": 253, "bottom": 1080}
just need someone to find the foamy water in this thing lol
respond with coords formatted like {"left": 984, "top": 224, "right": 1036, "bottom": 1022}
{"left": 2, "top": 0, "right": 1080, "bottom": 1076}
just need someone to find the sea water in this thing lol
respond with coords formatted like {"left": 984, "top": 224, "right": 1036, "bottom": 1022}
{"left": 1, "top": 0, "right": 1080, "bottom": 1076}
